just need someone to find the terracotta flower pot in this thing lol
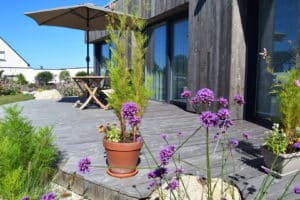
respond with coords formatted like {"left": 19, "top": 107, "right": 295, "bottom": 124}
{"left": 103, "top": 138, "right": 143, "bottom": 178}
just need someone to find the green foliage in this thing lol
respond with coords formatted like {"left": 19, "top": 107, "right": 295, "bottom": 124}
{"left": 265, "top": 123, "right": 289, "bottom": 154}
{"left": 270, "top": 68, "right": 300, "bottom": 132}
{"left": 56, "top": 81, "right": 82, "bottom": 97}
{"left": 16, "top": 73, "right": 28, "bottom": 85}
{"left": 59, "top": 70, "right": 71, "bottom": 82}
{"left": 105, "top": 124, "right": 121, "bottom": 142}
{"left": 0, "top": 105, "right": 58, "bottom": 199}
{"left": 105, "top": 0, "right": 151, "bottom": 141}
{"left": 35, "top": 71, "right": 53, "bottom": 85}
{"left": 75, "top": 71, "right": 88, "bottom": 76}
{"left": 0, "top": 80, "right": 21, "bottom": 95}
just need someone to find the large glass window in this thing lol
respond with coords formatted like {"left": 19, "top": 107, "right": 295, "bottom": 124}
{"left": 147, "top": 18, "right": 188, "bottom": 103}
{"left": 170, "top": 20, "right": 188, "bottom": 102}
{"left": 147, "top": 24, "right": 168, "bottom": 101}
{"left": 255, "top": 0, "right": 298, "bottom": 120}
{"left": 99, "top": 43, "right": 111, "bottom": 75}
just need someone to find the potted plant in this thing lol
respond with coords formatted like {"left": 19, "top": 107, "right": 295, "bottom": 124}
{"left": 261, "top": 66, "right": 300, "bottom": 176}
{"left": 99, "top": 1, "right": 151, "bottom": 178}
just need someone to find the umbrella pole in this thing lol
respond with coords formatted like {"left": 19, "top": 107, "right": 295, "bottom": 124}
{"left": 86, "top": 30, "right": 90, "bottom": 75}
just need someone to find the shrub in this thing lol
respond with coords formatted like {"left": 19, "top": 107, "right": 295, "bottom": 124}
{"left": 75, "top": 71, "right": 88, "bottom": 76}
{"left": 0, "top": 105, "right": 58, "bottom": 200}
{"left": 35, "top": 71, "right": 53, "bottom": 85}
{"left": 0, "top": 80, "right": 21, "bottom": 95}
{"left": 56, "top": 81, "right": 82, "bottom": 97}
{"left": 59, "top": 70, "right": 71, "bottom": 82}
{"left": 16, "top": 74, "right": 28, "bottom": 85}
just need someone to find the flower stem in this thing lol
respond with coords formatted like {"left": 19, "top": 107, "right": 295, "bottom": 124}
{"left": 206, "top": 127, "right": 212, "bottom": 200}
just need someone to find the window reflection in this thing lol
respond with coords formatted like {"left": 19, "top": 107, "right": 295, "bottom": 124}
{"left": 256, "top": 0, "right": 298, "bottom": 119}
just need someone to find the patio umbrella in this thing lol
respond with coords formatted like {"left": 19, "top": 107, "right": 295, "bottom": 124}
{"left": 25, "top": 3, "right": 130, "bottom": 75}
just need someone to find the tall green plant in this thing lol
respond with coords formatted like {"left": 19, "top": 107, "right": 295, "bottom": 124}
{"left": 270, "top": 68, "right": 300, "bottom": 133}
{"left": 0, "top": 105, "right": 58, "bottom": 200}
{"left": 105, "top": 0, "right": 151, "bottom": 141}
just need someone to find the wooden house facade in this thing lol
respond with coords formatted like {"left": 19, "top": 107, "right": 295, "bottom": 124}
{"left": 89, "top": 0, "right": 299, "bottom": 126}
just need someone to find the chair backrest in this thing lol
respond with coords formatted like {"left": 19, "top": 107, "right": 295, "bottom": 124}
{"left": 102, "top": 70, "right": 110, "bottom": 89}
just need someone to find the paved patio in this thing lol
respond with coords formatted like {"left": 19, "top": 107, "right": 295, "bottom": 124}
{"left": 1, "top": 99, "right": 299, "bottom": 200}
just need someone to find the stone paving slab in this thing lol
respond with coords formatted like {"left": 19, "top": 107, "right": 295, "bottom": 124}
{"left": 0, "top": 99, "right": 299, "bottom": 200}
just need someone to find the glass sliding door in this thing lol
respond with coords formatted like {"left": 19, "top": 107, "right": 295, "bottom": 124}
{"left": 100, "top": 43, "right": 111, "bottom": 75}
{"left": 170, "top": 19, "right": 188, "bottom": 102}
{"left": 255, "top": 0, "right": 299, "bottom": 120}
{"left": 147, "top": 24, "right": 167, "bottom": 101}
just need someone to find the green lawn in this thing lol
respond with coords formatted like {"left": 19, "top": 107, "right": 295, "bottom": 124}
{"left": 0, "top": 94, "right": 34, "bottom": 105}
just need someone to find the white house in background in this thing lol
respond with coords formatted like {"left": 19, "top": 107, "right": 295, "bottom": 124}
{"left": 0, "top": 37, "right": 91, "bottom": 83}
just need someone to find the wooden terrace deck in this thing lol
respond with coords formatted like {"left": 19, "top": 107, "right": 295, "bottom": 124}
{"left": 2, "top": 100, "right": 299, "bottom": 200}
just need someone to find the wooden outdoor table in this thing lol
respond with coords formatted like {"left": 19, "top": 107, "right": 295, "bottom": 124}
{"left": 72, "top": 76, "right": 108, "bottom": 110}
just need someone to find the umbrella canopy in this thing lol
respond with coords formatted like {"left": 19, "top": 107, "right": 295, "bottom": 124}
{"left": 25, "top": 3, "right": 131, "bottom": 75}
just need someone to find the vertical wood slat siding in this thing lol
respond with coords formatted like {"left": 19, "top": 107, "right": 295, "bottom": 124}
{"left": 91, "top": 0, "right": 247, "bottom": 119}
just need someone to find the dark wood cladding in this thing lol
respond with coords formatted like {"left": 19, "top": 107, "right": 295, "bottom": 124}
{"left": 92, "top": 0, "right": 248, "bottom": 119}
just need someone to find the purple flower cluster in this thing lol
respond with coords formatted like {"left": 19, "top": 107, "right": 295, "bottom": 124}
{"left": 167, "top": 179, "right": 179, "bottom": 191}
{"left": 218, "top": 97, "right": 228, "bottom": 107}
{"left": 78, "top": 157, "right": 91, "bottom": 173}
{"left": 181, "top": 90, "right": 192, "bottom": 98}
{"left": 295, "top": 80, "right": 300, "bottom": 87}
{"left": 200, "top": 111, "right": 219, "bottom": 128}
{"left": 22, "top": 196, "right": 30, "bottom": 200}
{"left": 121, "top": 102, "right": 141, "bottom": 127}
{"left": 147, "top": 167, "right": 168, "bottom": 179}
{"left": 121, "top": 102, "right": 139, "bottom": 119}
{"left": 293, "top": 142, "right": 300, "bottom": 149}
{"left": 233, "top": 95, "right": 245, "bottom": 105}
{"left": 217, "top": 108, "right": 230, "bottom": 120}
{"left": 40, "top": 192, "right": 56, "bottom": 200}
{"left": 161, "top": 133, "right": 168, "bottom": 140}
{"left": 242, "top": 132, "right": 249, "bottom": 140}
{"left": 196, "top": 88, "right": 215, "bottom": 105}
{"left": 294, "top": 186, "right": 300, "bottom": 194}
{"left": 159, "top": 145, "right": 176, "bottom": 165}
{"left": 230, "top": 139, "right": 239, "bottom": 147}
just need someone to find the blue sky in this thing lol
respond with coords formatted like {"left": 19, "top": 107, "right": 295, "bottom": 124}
{"left": 0, "top": 0, "right": 110, "bottom": 69}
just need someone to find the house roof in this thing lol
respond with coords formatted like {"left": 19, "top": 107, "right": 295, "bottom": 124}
{"left": 0, "top": 36, "right": 30, "bottom": 67}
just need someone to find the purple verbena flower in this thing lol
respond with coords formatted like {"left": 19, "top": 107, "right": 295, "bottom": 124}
{"left": 148, "top": 181, "right": 157, "bottom": 189}
{"left": 294, "top": 186, "right": 300, "bottom": 194}
{"left": 147, "top": 167, "right": 168, "bottom": 179}
{"left": 78, "top": 157, "right": 91, "bottom": 173}
{"left": 293, "top": 142, "right": 300, "bottom": 149}
{"left": 242, "top": 132, "right": 249, "bottom": 140}
{"left": 128, "top": 115, "right": 141, "bottom": 127}
{"left": 233, "top": 95, "right": 245, "bottom": 105}
{"left": 121, "top": 102, "right": 139, "bottom": 119}
{"left": 167, "top": 179, "right": 179, "bottom": 191}
{"left": 40, "top": 192, "right": 56, "bottom": 200}
{"left": 213, "top": 133, "right": 219, "bottom": 140}
{"left": 295, "top": 80, "right": 300, "bottom": 87}
{"left": 218, "top": 97, "right": 228, "bottom": 107}
{"left": 230, "top": 139, "right": 239, "bottom": 147}
{"left": 219, "top": 119, "right": 233, "bottom": 129}
{"left": 176, "top": 132, "right": 183, "bottom": 137}
{"left": 196, "top": 88, "right": 215, "bottom": 105}
{"left": 136, "top": 136, "right": 143, "bottom": 142}
{"left": 200, "top": 111, "right": 219, "bottom": 128}
{"left": 161, "top": 133, "right": 168, "bottom": 140}
{"left": 159, "top": 145, "right": 176, "bottom": 165}
{"left": 174, "top": 167, "right": 184, "bottom": 174}
{"left": 22, "top": 196, "right": 30, "bottom": 200}
{"left": 217, "top": 108, "right": 231, "bottom": 120}
{"left": 190, "top": 96, "right": 200, "bottom": 105}
{"left": 181, "top": 90, "right": 192, "bottom": 98}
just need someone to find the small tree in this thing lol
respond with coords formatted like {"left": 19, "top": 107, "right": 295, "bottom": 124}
{"left": 16, "top": 74, "right": 28, "bottom": 85}
{"left": 105, "top": 0, "right": 151, "bottom": 141}
{"left": 59, "top": 70, "right": 70, "bottom": 82}
{"left": 75, "top": 71, "right": 88, "bottom": 76}
{"left": 35, "top": 71, "right": 53, "bottom": 85}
